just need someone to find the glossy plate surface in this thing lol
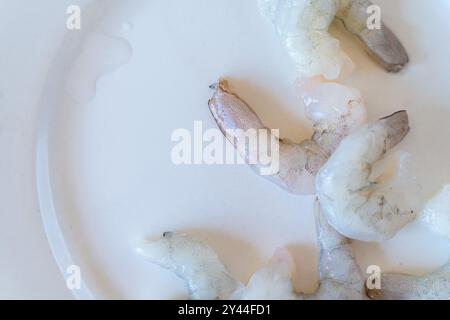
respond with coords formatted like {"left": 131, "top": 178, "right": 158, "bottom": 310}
{"left": 36, "top": 0, "right": 450, "bottom": 299}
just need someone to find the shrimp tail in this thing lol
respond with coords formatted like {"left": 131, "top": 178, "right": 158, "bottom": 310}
{"left": 208, "top": 79, "right": 266, "bottom": 136}
{"left": 358, "top": 23, "right": 409, "bottom": 73}
{"left": 366, "top": 263, "right": 450, "bottom": 300}
{"left": 379, "top": 110, "right": 410, "bottom": 149}
{"left": 208, "top": 79, "right": 326, "bottom": 195}
{"left": 337, "top": 0, "right": 409, "bottom": 72}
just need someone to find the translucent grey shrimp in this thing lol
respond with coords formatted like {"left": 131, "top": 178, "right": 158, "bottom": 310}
{"left": 295, "top": 76, "right": 367, "bottom": 158}
{"left": 366, "top": 263, "right": 450, "bottom": 300}
{"left": 316, "top": 111, "right": 416, "bottom": 242}
{"left": 259, "top": 0, "right": 408, "bottom": 79}
{"left": 137, "top": 202, "right": 367, "bottom": 300}
{"left": 136, "top": 232, "right": 243, "bottom": 300}
{"left": 208, "top": 78, "right": 366, "bottom": 195}
{"left": 241, "top": 201, "right": 366, "bottom": 300}
{"left": 308, "top": 199, "right": 366, "bottom": 299}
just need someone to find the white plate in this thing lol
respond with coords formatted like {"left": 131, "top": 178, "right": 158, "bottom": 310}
{"left": 36, "top": 0, "right": 450, "bottom": 299}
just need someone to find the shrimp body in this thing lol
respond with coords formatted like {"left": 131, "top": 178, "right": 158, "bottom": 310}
{"left": 259, "top": 0, "right": 409, "bottom": 79}
{"left": 420, "top": 184, "right": 450, "bottom": 239}
{"left": 208, "top": 78, "right": 366, "bottom": 195}
{"left": 237, "top": 248, "right": 298, "bottom": 300}
{"left": 137, "top": 208, "right": 447, "bottom": 300}
{"left": 260, "top": 0, "right": 350, "bottom": 80}
{"left": 308, "top": 200, "right": 366, "bottom": 299}
{"left": 237, "top": 205, "right": 367, "bottom": 300}
{"left": 136, "top": 232, "right": 242, "bottom": 300}
{"left": 138, "top": 203, "right": 366, "bottom": 300}
{"left": 296, "top": 76, "right": 367, "bottom": 157}
{"left": 316, "top": 111, "right": 416, "bottom": 241}
{"left": 367, "top": 263, "right": 450, "bottom": 300}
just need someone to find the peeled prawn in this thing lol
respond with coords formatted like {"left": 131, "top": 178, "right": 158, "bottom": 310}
{"left": 316, "top": 111, "right": 416, "bottom": 242}
{"left": 208, "top": 78, "right": 366, "bottom": 195}
{"left": 295, "top": 76, "right": 367, "bottom": 158}
{"left": 238, "top": 203, "right": 366, "bottom": 299}
{"left": 259, "top": 0, "right": 409, "bottom": 79}
{"left": 307, "top": 200, "right": 366, "bottom": 299}
{"left": 137, "top": 202, "right": 366, "bottom": 300}
{"left": 366, "top": 263, "right": 450, "bottom": 300}
{"left": 259, "top": 0, "right": 350, "bottom": 80}
{"left": 136, "top": 232, "right": 242, "bottom": 300}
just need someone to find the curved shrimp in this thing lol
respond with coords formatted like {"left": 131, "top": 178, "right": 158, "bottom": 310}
{"left": 366, "top": 263, "right": 450, "bottom": 300}
{"left": 138, "top": 202, "right": 366, "bottom": 300}
{"left": 138, "top": 234, "right": 300, "bottom": 300}
{"left": 420, "top": 184, "right": 450, "bottom": 239}
{"left": 316, "top": 111, "right": 416, "bottom": 242}
{"left": 208, "top": 78, "right": 366, "bottom": 195}
{"left": 240, "top": 201, "right": 366, "bottom": 299}
{"left": 308, "top": 199, "right": 366, "bottom": 299}
{"left": 259, "top": 0, "right": 351, "bottom": 80}
{"left": 136, "top": 232, "right": 243, "bottom": 300}
{"left": 259, "top": 0, "right": 408, "bottom": 79}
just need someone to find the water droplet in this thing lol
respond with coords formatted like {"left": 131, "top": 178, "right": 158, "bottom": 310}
{"left": 66, "top": 32, "right": 133, "bottom": 104}
{"left": 122, "top": 22, "right": 133, "bottom": 33}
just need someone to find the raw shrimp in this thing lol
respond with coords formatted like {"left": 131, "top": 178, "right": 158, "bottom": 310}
{"left": 236, "top": 248, "right": 298, "bottom": 300}
{"left": 136, "top": 232, "right": 243, "bottom": 300}
{"left": 208, "top": 78, "right": 366, "bottom": 195}
{"left": 307, "top": 199, "right": 366, "bottom": 299}
{"left": 137, "top": 202, "right": 366, "bottom": 300}
{"left": 259, "top": 0, "right": 408, "bottom": 79}
{"left": 420, "top": 184, "right": 450, "bottom": 239}
{"left": 366, "top": 262, "right": 450, "bottom": 300}
{"left": 295, "top": 76, "right": 367, "bottom": 158}
{"left": 240, "top": 201, "right": 366, "bottom": 299}
{"left": 259, "top": 0, "right": 351, "bottom": 80}
{"left": 316, "top": 111, "right": 416, "bottom": 242}
{"left": 336, "top": 0, "right": 409, "bottom": 72}
{"left": 138, "top": 235, "right": 299, "bottom": 300}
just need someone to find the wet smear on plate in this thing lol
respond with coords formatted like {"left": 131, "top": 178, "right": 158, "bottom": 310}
{"left": 66, "top": 32, "right": 133, "bottom": 104}
{"left": 122, "top": 22, "right": 134, "bottom": 33}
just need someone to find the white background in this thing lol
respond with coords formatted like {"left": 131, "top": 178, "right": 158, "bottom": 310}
{"left": 0, "top": 0, "right": 74, "bottom": 299}
{"left": 1, "top": 0, "right": 449, "bottom": 299}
